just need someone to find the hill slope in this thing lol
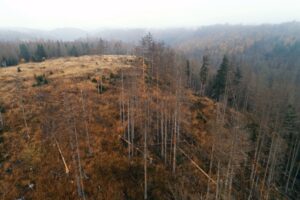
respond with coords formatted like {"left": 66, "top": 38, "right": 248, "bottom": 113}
{"left": 0, "top": 55, "right": 251, "bottom": 199}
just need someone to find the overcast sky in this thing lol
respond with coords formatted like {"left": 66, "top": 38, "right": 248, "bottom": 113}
{"left": 0, "top": 0, "right": 300, "bottom": 30}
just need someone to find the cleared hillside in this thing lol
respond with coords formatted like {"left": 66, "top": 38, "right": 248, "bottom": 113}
{"left": 1, "top": 55, "right": 252, "bottom": 199}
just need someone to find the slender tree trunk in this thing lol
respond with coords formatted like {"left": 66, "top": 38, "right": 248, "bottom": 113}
{"left": 260, "top": 133, "right": 275, "bottom": 196}
{"left": 127, "top": 99, "right": 131, "bottom": 158}
{"left": 215, "top": 161, "right": 220, "bottom": 200}
{"left": 164, "top": 113, "right": 168, "bottom": 165}
{"left": 131, "top": 100, "right": 135, "bottom": 157}
{"left": 80, "top": 90, "right": 92, "bottom": 154}
{"left": 161, "top": 109, "right": 164, "bottom": 157}
{"left": 291, "top": 162, "right": 300, "bottom": 190}
{"left": 74, "top": 125, "right": 86, "bottom": 199}
{"left": 206, "top": 145, "right": 214, "bottom": 200}
{"left": 285, "top": 139, "right": 300, "bottom": 192}
{"left": 144, "top": 101, "right": 148, "bottom": 200}
{"left": 172, "top": 110, "right": 177, "bottom": 174}
{"left": 121, "top": 70, "right": 125, "bottom": 127}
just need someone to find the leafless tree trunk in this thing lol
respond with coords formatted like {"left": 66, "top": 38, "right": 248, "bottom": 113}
{"left": 63, "top": 93, "right": 86, "bottom": 200}
{"left": 144, "top": 100, "right": 148, "bottom": 200}
{"left": 54, "top": 137, "right": 70, "bottom": 174}
{"left": 161, "top": 108, "right": 164, "bottom": 158}
{"left": 285, "top": 138, "right": 300, "bottom": 192}
{"left": 164, "top": 113, "right": 168, "bottom": 165}
{"left": 80, "top": 90, "right": 92, "bottom": 154}
{"left": 291, "top": 161, "right": 300, "bottom": 190}
{"left": 127, "top": 99, "right": 131, "bottom": 158}
{"left": 172, "top": 110, "right": 177, "bottom": 174}
{"left": 73, "top": 124, "right": 86, "bottom": 200}
{"left": 206, "top": 145, "right": 214, "bottom": 200}
{"left": 131, "top": 98, "right": 135, "bottom": 157}
{"left": 120, "top": 70, "right": 125, "bottom": 126}
{"left": 215, "top": 161, "right": 220, "bottom": 200}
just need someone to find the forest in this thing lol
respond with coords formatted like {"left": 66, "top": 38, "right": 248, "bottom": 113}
{"left": 0, "top": 23, "right": 299, "bottom": 199}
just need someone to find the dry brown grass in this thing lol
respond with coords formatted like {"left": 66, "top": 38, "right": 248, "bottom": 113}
{"left": 0, "top": 55, "right": 250, "bottom": 199}
{"left": 0, "top": 55, "right": 141, "bottom": 199}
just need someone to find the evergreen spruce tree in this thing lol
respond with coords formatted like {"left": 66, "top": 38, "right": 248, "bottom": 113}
{"left": 233, "top": 67, "right": 242, "bottom": 86}
{"left": 229, "top": 67, "right": 243, "bottom": 107}
{"left": 19, "top": 44, "right": 31, "bottom": 62}
{"left": 282, "top": 104, "right": 298, "bottom": 142}
{"left": 200, "top": 55, "right": 209, "bottom": 95}
{"left": 34, "top": 44, "right": 47, "bottom": 62}
{"left": 211, "top": 55, "right": 229, "bottom": 100}
{"left": 69, "top": 45, "right": 79, "bottom": 57}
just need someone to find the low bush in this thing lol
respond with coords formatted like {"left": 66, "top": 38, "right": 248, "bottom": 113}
{"left": 0, "top": 103, "right": 5, "bottom": 113}
{"left": 33, "top": 74, "right": 48, "bottom": 87}
{"left": 96, "top": 84, "right": 108, "bottom": 94}
{"left": 91, "top": 78, "right": 97, "bottom": 83}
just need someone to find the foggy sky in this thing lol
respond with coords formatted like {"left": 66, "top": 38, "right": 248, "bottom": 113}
{"left": 0, "top": 0, "right": 300, "bottom": 30}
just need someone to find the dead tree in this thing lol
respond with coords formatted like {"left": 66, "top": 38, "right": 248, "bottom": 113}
{"left": 63, "top": 92, "right": 86, "bottom": 200}
{"left": 80, "top": 90, "right": 92, "bottom": 154}
{"left": 206, "top": 145, "right": 215, "bottom": 199}
{"left": 131, "top": 97, "right": 135, "bottom": 157}
{"left": 144, "top": 100, "right": 149, "bottom": 200}
{"left": 127, "top": 99, "right": 131, "bottom": 158}
{"left": 285, "top": 138, "right": 300, "bottom": 192}
{"left": 54, "top": 137, "right": 70, "bottom": 174}
{"left": 160, "top": 105, "right": 165, "bottom": 158}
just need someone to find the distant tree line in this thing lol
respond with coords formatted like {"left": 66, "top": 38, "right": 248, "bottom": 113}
{"left": 0, "top": 39, "right": 133, "bottom": 67}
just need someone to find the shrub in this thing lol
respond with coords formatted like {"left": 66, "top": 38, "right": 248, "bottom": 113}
{"left": 33, "top": 74, "right": 48, "bottom": 87}
{"left": 110, "top": 73, "right": 120, "bottom": 80}
{"left": 0, "top": 103, "right": 5, "bottom": 113}
{"left": 96, "top": 84, "right": 108, "bottom": 94}
{"left": 91, "top": 78, "right": 98, "bottom": 83}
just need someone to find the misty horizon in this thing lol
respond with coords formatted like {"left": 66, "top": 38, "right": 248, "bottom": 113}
{"left": 1, "top": 21, "right": 300, "bottom": 32}
{"left": 1, "top": 0, "right": 300, "bottom": 30}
